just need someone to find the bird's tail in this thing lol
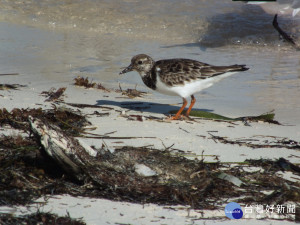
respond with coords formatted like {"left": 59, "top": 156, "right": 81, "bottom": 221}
{"left": 214, "top": 64, "right": 249, "bottom": 74}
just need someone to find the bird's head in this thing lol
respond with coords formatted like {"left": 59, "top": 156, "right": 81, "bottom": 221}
{"left": 119, "top": 54, "right": 155, "bottom": 77}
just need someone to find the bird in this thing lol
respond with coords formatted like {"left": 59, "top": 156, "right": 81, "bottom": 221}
{"left": 119, "top": 54, "right": 249, "bottom": 120}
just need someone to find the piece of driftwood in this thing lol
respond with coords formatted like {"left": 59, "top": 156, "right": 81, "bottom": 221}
{"left": 273, "top": 14, "right": 300, "bottom": 50}
{"left": 29, "top": 116, "right": 96, "bottom": 181}
{"left": 0, "top": 73, "right": 19, "bottom": 76}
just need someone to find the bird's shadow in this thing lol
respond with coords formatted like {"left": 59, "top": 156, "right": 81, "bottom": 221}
{"left": 96, "top": 99, "right": 213, "bottom": 115}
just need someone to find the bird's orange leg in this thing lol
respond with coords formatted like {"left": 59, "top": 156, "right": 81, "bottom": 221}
{"left": 185, "top": 95, "right": 196, "bottom": 117}
{"left": 170, "top": 98, "right": 187, "bottom": 120}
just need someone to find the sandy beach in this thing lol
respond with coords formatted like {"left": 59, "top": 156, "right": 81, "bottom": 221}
{"left": 1, "top": 70, "right": 299, "bottom": 224}
{"left": 0, "top": 0, "right": 300, "bottom": 224}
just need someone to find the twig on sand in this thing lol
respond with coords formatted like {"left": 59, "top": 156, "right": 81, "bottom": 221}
{"left": 0, "top": 73, "right": 19, "bottom": 76}
{"left": 0, "top": 84, "right": 26, "bottom": 90}
{"left": 65, "top": 102, "right": 114, "bottom": 110}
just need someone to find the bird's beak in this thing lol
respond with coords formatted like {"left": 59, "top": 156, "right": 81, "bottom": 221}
{"left": 119, "top": 64, "right": 133, "bottom": 75}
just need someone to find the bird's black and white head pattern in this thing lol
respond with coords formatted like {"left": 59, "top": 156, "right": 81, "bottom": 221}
{"left": 120, "top": 54, "right": 155, "bottom": 77}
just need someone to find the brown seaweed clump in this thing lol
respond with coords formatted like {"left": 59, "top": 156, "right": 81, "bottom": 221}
{"left": 74, "top": 76, "right": 110, "bottom": 92}
{"left": 0, "top": 212, "right": 86, "bottom": 225}
{"left": 0, "top": 107, "right": 90, "bottom": 136}
{"left": 0, "top": 84, "right": 26, "bottom": 90}
{"left": 41, "top": 87, "right": 67, "bottom": 102}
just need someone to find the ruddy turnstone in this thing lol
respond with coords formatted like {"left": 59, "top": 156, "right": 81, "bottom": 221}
{"left": 120, "top": 54, "right": 249, "bottom": 120}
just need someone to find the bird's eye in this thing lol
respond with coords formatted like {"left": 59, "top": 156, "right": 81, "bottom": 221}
{"left": 138, "top": 60, "right": 143, "bottom": 65}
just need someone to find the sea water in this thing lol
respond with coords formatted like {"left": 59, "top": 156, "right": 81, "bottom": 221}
{"left": 0, "top": 0, "right": 299, "bottom": 123}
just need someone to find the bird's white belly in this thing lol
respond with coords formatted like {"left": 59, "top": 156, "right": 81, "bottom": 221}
{"left": 155, "top": 72, "right": 237, "bottom": 98}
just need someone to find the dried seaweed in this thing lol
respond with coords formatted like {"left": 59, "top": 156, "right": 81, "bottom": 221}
{"left": 0, "top": 106, "right": 299, "bottom": 222}
{"left": 208, "top": 133, "right": 300, "bottom": 150}
{"left": 1, "top": 129, "right": 299, "bottom": 213}
{"left": 0, "top": 212, "right": 86, "bottom": 225}
{"left": 0, "top": 107, "right": 90, "bottom": 136}
{"left": 74, "top": 76, "right": 110, "bottom": 92}
{"left": 41, "top": 87, "right": 67, "bottom": 102}
{"left": 74, "top": 76, "right": 94, "bottom": 88}
{"left": 245, "top": 158, "right": 300, "bottom": 173}
{"left": 0, "top": 135, "right": 65, "bottom": 206}
{"left": 0, "top": 84, "right": 26, "bottom": 90}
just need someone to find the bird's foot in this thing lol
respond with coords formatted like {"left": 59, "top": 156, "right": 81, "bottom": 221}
{"left": 166, "top": 115, "right": 182, "bottom": 121}
{"left": 166, "top": 114, "right": 193, "bottom": 121}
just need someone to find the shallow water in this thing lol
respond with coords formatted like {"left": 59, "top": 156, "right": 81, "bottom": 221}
{"left": 0, "top": 0, "right": 300, "bottom": 124}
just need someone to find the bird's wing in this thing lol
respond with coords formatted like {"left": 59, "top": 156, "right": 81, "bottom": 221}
{"left": 155, "top": 59, "right": 247, "bottom": 86}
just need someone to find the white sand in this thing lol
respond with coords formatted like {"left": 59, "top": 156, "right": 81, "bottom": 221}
{"left": 1, "top": 76, "right": 299, "bottom": 224}
{"left": 0, "top": 194, "right": 297, "bottom": 225}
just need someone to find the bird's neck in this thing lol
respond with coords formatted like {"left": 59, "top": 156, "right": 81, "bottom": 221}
{"left": 140, "top": 70, "right": 157, "bottom": 90}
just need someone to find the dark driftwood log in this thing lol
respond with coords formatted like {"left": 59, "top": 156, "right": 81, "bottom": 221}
{"left": 29, "top": 116, "right": 95, "bottom": 181}
{"left": 273, "top": 14, "right": 300, "bottom": 50}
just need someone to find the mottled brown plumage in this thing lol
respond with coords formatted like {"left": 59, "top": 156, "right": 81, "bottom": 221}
{"left": 120, "top": 54, "right": 249, "bottom": 120}
{"left": 154, "top": 59, "right": 247, "bottom": 86}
